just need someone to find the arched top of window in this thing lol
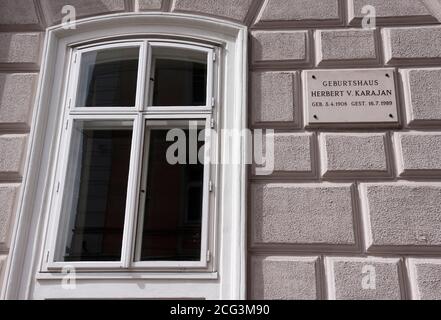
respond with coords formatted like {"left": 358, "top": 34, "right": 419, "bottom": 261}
{"left": 48, "top": 12, "right": 247, "bottom": 45}
{"left": 72, "top": 39, "right": 215, "bottom": 110}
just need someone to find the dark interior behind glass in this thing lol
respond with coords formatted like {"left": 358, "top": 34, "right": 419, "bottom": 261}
{"left": 152, "top": 58, "right": 207, "bottom": 106}
{"left": 138, "top": 129, "right": 204, "bottom": 261}
{"left": 79, "top": 48, "right": 139, "bottom": 107}
{"left": 64, "top": 129, "right": 132, "bottom": 262}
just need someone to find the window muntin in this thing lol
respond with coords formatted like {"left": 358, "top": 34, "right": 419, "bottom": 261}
{"left": 45, "top": 40, "right": 216, "bottom": 271}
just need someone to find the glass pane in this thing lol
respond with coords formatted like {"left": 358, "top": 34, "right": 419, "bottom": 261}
{"left": 77, "top": 47, "right": 139, "bottom": 107}
{"left": 151, "top": 47, "right": 208, "bottom": 107}
{"left": 137, "top": 128, "right": 205, "bottom": 261}
{"left": 57, "top": 120, "right": 133, "bottom": 262}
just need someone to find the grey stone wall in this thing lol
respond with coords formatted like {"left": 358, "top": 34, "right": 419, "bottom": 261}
{"left": 248, "top": 0, "right": 441, "bottom": 300}
{"left": 0, "top": 0, "right": 441, "bottom": 300}
{"left": 0, "top": 0, "right": 43, "bottom": 288}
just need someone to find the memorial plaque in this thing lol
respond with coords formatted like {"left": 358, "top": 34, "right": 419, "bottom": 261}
{"left": 304, "top": 69, "right": 399, "bottom": 126}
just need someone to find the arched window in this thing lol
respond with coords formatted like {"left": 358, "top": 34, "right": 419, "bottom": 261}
{"left": 4, "top": 13, "right": 247, "bottom": 300}
{"left": 48, "top": 40, "right": 217, "bottom": 270}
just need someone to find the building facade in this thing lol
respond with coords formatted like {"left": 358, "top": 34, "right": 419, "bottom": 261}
{"left": 1, "top": 0, "right": 441, "bottom": 300}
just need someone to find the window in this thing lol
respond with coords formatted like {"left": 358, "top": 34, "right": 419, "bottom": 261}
{"left": 44, "top": 40, "right": 217, "bottom": 271}
{"left": 77, "top": 47, "right": 140, "bottom": 107}
{"left": 4, "top": 14, "right": 247, "bottom": 300}
{"left": 135, "top": 122, "right": 207, "bottom": 264}
{"left": 59, "top": 119, "right": 133, "bottom": 263}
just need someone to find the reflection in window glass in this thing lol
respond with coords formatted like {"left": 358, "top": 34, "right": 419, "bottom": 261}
{"left": 77, "top": 47, "right": 139, "bottom": 107}
{"left": 137, "top": 129, "right": 204, "bottom": 261}
{"left": 58, "top": 121, "right": 133, "bottom": 262}
{"left": 151, "top": 47, "right": 207, "bottom": 106}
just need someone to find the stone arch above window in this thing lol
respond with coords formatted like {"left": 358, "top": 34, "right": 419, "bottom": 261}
{"left": 37, "top": 0, "right": 259, "bottom": 27}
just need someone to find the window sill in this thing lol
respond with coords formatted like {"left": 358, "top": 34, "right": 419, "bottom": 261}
{"left": 35, "top": 271, "right": 218, "bottom": 281}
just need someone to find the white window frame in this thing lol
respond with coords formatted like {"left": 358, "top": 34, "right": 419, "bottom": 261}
{"left": 46, "top": 114, "right": 139, "bottom": 271}
{"left": 146, "top": 41, "right": 215, "bottom": 113}
{"left": 1, "top": 13, "right": 248, "bottom": 300}
{"left": 72, "top": 41, "right": 144, "bottom": 112}
{"left": 43, "top": 39, "right": 217, "bottom": 271}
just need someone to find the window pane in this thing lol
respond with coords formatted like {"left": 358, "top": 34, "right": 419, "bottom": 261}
{"left": 57, "top": 120, "right": 133, "bottom": 262}
{"left": 77, "top": 47, "right": 139, "bottom": 107}
{"left": 151, "top": 47, "right": 207, "bottom": 106}
{"left": 137, "top": 129, "right": 205, "bottom": 261}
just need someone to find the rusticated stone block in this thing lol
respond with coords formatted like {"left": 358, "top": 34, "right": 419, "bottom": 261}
{"left": 136, "top": 0, "right": 164, "bottom": 11}
{"left": 349, "top": 0, "right": 434, "bottom": 24}
{"left": 383, "top": 26, "right": 441, "bottom": 63}
{"left": 251, "top": 256, "right": 319, "bottom": 300}
{"left": 252, "top": 31, "right": 308, "bottom": 65}
{"left": 326, "top": 257, "right": 402, "bottom": 300}
{"left": 408, "top": 259, "right": 441, "bottom": 300}
{"left": 172, "top": 0, "right": 254, "bottom": 23}
{"left": 0, "top": 184, "right": 19, "bottom": 247}
{"left": 0, "top": 73, "right": 37, "bottom": 128}
{"left": 251, "top": 72, "right": 297, "bottom": 125}
{"left": 361, "top": 183, "right": 441, "bottom": 252}
{"left": 0, "top": 134, "right": 28, "bottom": 179}
{"left": 0, "top": 32, "right": 41, "bottom": 65}
{"left": 317, "top": 29, "right": 378, "bottom": 65}
{"left": 320, "top": 133, "right": 390, "bottom": 178}
{"left": 401, "top": 68, "right": 441, "bottom": 125}
{"left": 395, "top": 132, "right": 441, "bottom": 176}
{"left": 251, "top": 183, "right": 356, "bottom": 246}
{"left": 254, "top": 133, "right": 313, "bottom": 176}
{"left": 41, "top": 0, "right": 127, "bottom": 25}
{"left": 0, "top": 0, "right": 42, "bottom": 28}
{"left": 255, "top": 0, "right": 340, "bottom": 26}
